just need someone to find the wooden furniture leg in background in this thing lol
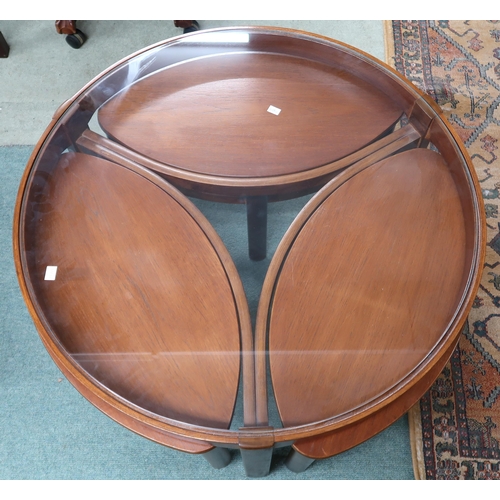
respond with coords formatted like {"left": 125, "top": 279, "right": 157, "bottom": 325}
{"left": 174, "top": 21, "right": 200, "bottom": 34}
{"left": 0, "top": 32, "right": 9, "bottom": 58}
{"left": 55, "top": 21, "right": 87, "bottom": 49}
{"left": 54, "top": 21, "right": 198, "bottom": 48}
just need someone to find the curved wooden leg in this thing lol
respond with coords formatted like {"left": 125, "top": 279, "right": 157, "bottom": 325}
{"left": 202, "top": 447, "right": 232, "bottom": 469}
{"left": 285, "top": 448, "right": 315, "bottom": 473}
{"left": 246, "top": 196, "right": 268, "bottom": 261}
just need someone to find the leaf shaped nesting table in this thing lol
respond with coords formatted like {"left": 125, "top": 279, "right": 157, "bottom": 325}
{"left": 13, "top": 27, "right": 485, "bottom": 477}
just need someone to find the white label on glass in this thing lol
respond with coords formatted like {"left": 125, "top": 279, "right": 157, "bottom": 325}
{"left": 44, "top": 266, "right": 58, "bottom": 281}
{"left": 267, "top": 105, "right": 281, "bottom": 115}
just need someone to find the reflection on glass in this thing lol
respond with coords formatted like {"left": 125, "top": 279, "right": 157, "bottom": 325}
{"left": 181, "top": 32, "right": 250, "bottom": 44}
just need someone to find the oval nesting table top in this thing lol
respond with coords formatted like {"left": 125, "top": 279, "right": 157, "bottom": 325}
{"left": 258, "top": 148, "right": 472, "bottom": 427}
{"left": 97, "top": 52, "right": 402, "bottom": 178}
{"left": 20, "top": 152, "right": 247, "bottom": 430}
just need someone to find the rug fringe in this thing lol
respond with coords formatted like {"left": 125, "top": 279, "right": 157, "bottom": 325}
{"left": 383, "top": 20, "right": 396, "bottom": 69}
{"left": 408, "top": 404, "right": 426, "bottom": 480}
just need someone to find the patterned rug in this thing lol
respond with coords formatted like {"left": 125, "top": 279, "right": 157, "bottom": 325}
{"left": 384, "top": 20, "right": 500, "bottom": 480}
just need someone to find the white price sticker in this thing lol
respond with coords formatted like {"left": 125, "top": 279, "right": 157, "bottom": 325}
{"left": 44, "top": 266, "right": 58, "bottom": 281}
{"left": 267, "top": 105, "right": 281, "bottom": 115}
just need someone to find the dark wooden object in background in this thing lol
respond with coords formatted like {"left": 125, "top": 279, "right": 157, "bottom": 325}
{"left": 55, "top": 20, "right": 77, "bottom": 35}
{"left": 0, "top": 31, "right": 9, "bottom": 58}
{"left": 55, "top": 21, "right": 87, "bottom": 49}
{"left": 54, "top": 21, "right": 198, "bottom": 49}
{"left": 13, "top": 27, "right": 485, "bottom": 477}
{"left": 173, "top": 20, "right": 200, "bottom": 33}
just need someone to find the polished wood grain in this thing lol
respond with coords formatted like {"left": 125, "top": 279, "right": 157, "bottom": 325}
{"left": 98, "top": 52, "right": 402, "bottom": 179}
{"left": 257, "top": 148, "right": 472, "bottom": 427}
{"left": 19, "top": 152, "right": 249, "bottom": 431}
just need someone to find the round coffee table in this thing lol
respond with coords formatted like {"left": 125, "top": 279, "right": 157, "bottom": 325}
{"left": 13, "top": 27, "right": 485, "bottom": 477}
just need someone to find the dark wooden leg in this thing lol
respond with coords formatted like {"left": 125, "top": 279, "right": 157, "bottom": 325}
{"left": 240, "top": 447, "right": 273, "bottom": 477}
{"left": 246, "top": 196, "right": 268, "bottom": 261}
{"left": 202, "top": 447, "right": 232, "bottom": 469}
{"left": 55, "top": 21, "right": 77, "bottom": 35}
{"left": 284, "top": 448, "right": 315, "bottom": 473}
{"left": 0, "top": 32, "right": 9, "bottom": 58}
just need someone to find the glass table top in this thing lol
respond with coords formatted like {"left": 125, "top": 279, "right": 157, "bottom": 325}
{"left": 13, "top": 27, "right": 485, "bottom": 451}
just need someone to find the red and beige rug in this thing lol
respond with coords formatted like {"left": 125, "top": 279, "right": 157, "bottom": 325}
{"left": 384, "top": 20, "right": 500, "bottom": 479}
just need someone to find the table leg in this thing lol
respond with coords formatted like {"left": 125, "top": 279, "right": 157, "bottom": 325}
{"left": 284, "top": 448, "right": 315, "bottom": 473}
{"left": 240, "top": 446, "right": 273, "bottom": 477}
{"left": 202, "top": 447, "right": 232, "bottom": 469}
{"left": 246, "top": 196, "right": 268, "bottom": 261}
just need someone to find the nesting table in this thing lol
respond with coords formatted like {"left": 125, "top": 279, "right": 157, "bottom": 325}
{"left": 13, "top": 27, "right": 485, "bottom": 477}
